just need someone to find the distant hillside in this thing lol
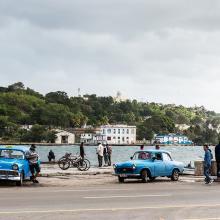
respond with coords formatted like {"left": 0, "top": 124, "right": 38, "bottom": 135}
{"left": 0, "top": 82, "right": 220, "bottom": 144}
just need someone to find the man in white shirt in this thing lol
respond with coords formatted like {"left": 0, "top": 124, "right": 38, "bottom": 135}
{"left": 25, "top": 144, "right": 40, "bottom": 183}
{"left": 96, "top": 143, "right": 104, "bottom": 167}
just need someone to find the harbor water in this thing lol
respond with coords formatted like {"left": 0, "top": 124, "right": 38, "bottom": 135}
{"left": 35, "top": 145, "right": 213, "bottom": 167}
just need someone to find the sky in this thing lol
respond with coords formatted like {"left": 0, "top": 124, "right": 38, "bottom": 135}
{"left": 1, "top": 0, "right": 220, "bottom": 111}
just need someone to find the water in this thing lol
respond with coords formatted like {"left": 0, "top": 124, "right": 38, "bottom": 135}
{"left": 34, "top": 145, "right": 213, "bottom": 167}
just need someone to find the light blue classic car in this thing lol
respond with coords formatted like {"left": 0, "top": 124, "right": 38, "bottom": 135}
{"left": 114, "top": 149, "right": 184, "bottom": 183}
{"left": 0, "top": 145, "right": 33, "bottom": 186}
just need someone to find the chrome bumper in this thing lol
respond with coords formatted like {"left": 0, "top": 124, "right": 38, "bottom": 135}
{"left": 0, "top": 170, "right": 21, "bottom": 181}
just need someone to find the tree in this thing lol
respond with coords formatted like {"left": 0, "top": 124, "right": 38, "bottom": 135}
{"left": 45, "top": 91, "right": 69, "bottom": 105}
{"left": 20, "top": 124, "right": 46, "bottom": 142}
{"left": 0, "top": 116, "right": 9, "bottom": 136}
{"left": 45, "top": 130, "right": 57, "bottom": 143}
{"left": 8, "top": 82, "right": 25, "bottom": 91}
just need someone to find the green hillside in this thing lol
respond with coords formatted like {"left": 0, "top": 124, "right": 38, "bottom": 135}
{"left": 0, "top": 82, "right": 220, "bottom": 144}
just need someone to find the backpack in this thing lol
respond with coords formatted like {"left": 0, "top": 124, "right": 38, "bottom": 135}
{"left": 209, "top": 149, "right": 213, "bottom": 160}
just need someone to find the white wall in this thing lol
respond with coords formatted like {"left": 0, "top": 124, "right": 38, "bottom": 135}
{"left": 55, "top": 131, "right": 75, "bottom": 144}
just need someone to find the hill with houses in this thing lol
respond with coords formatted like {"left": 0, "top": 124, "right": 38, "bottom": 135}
{"left": 0, "top": 82, "right": 220, "bottom": 145}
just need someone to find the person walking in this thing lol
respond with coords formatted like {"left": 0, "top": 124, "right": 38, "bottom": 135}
{"left": 107, "top": 144, "right": 112, "bottom": 166}
{"left": 48, "top": 150, "right": 55, "bottom": 162}
{"left": 25, "top": 144, "right": 40, "bottom": 184}
{"left": 96, "top": 143, "right": 104, "bottom": 167}
{"left": 103, "top": 144, "right": 109, "bottom": 166}
{"left": 215, "top": 141, "right": 220, "bottom": 179}
{"left": 203, "top": 144, "right": 213, "bottom": 184}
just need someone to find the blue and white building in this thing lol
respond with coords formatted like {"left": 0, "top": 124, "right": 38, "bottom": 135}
{"left": 155, "top": 133, "right": 193, "bottom": 145}
{"left": 100, "top": 125, "right": 136, "bottom": 145}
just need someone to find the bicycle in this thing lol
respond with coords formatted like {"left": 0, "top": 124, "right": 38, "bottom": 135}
{"left": 58, "top": 153, "right": 90, "bottom": 171}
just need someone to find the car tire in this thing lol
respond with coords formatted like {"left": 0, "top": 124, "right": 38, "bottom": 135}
{"left": 16, "top": 172, "right": 23, "bottom": 186}
{"left": 141, "top": 170, "right": 148, "bottom": 183}
{"left": 171, "top": 169, "right": 179, "bottom": 181}
{"left": 118, "top": 176, "right": 125, "bottom": 183}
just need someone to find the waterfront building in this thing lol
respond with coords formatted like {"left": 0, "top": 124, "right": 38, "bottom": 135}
{"left": 155, "top": 134, "right": 193, "bottom": 145}
{"left": 55, "top": 130, "right": 75, "bottom": 144}
{"left": 100, "top": 125, "right": 136, "bottom": 145}
{"left": 80, "top": 133, "right": 93, "bottom": 144}
{"left": 92, "top": 134, "right": 107, "bottom": 144}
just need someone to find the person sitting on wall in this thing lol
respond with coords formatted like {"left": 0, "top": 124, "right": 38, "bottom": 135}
{"left": 48, "top": 150, "right": 55, "bottom": 162}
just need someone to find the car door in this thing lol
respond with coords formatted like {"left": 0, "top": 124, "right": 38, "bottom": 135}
{"left": 153, "top": 153, "right": 166, "bottom": 176}
{"left": 162, "top": 153, "right": 173, "bottom": 176}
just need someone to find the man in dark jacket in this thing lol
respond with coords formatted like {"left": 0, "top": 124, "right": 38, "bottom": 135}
{"left": 80, "top": 142, "right": 85, "bottom": 160}
{"left": 215, "top": 141, "right": 220, "bottom": 178}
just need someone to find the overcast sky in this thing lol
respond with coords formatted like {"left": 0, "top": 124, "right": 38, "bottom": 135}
{"left": 1, "top": 1, "right": 220, "bottom": 111}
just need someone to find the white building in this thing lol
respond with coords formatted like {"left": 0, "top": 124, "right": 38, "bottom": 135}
{"left": 55, "top": 130, "right": 75, "bottom": 144}
{"left": 80, "top": 133, "right": 93, "bottom": 143}
{"left": 100, "top": 125, "right": 136, "bottom": 145}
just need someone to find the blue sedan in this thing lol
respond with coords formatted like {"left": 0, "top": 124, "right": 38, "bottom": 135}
{"left": 0, "top": 145, "right": 34, "bottom": 186}
{"left": 114, "top": 149, "right": 184, "bottom": 183}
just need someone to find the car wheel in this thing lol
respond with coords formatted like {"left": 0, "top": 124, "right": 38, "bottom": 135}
{"left": 16, "top": 172, "right": 23, "bottom": 186}
{"left": 118, "top": 176, "right": 125, "bottom": 183}
{"left": 171, "top": 169, "right": 179, "bottom": 181}
{"left": 141, "top": 170, "right": 149, "bottom": 183}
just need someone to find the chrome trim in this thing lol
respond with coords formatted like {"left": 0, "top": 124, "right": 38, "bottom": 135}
{"left": 0, "top": 169, "right": 20, "bottom": 180}
{"left": 113, "top": 173, "right": 140, "bottom": 177}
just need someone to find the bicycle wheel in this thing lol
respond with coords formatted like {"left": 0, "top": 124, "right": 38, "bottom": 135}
{"left": 83, "top": 159, "right": 90, "bottom": 171}
{"left": 58, "top": 158, "right": 70, "bottom": 170}
{"left": 77, "top": 160, "right": 87, "bottom": 171}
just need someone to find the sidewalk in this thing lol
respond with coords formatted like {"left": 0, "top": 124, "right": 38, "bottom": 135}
{"left": 40, "top": 164, "right": 113, "bottom": 177}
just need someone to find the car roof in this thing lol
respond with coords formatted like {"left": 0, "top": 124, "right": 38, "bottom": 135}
{"left": 0, "top": 145, "right": 30, "bottom": 152}
{"left": 136, "top": 149, "right": 171, "bottom": 154}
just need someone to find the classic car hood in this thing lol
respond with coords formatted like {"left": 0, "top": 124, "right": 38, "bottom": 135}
{"left": 116, "top": 160, "right": 153, "bottom": 167}
{"left": 173, "top": 161, "right": 184, "bottom": 167}
{"left": 0, "top": 158, "right": 23, "bottom": 170}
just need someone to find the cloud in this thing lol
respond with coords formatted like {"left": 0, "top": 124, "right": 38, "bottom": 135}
{"left": 1, "top": 0, "right": 220, "bottom": 111}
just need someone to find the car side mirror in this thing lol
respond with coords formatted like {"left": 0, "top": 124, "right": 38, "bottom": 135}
{"left": 130, "top": 157, "right": 133, "bottom": 160}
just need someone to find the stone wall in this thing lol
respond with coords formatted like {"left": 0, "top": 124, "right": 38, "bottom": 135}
{"left": 194, "top": 161, "right": 217, "bottom": 176}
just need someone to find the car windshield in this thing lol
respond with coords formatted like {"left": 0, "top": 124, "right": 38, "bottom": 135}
{"left": 132, "top": 151, "right": 152, "bottom": 160}
{"left": 0, "top": 149, "right": 24, "bottom": 159}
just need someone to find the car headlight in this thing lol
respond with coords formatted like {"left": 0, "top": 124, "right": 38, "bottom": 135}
{"left": 132, "top": 164, "right": 136, "bottom": 170}
{"left": 113, "top": 164, "right": 117, "bottom": 169}
{"left": 12, "top": 164, "right": 19, "bottom": 170}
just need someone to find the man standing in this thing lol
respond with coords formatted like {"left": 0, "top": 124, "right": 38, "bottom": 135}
{"left": 107, "top": 144, "right": 112, "bottom": 166}
{"left": 96, "top": 143, "right": 104, "bottom": 167}
{"left": 25, "top": 144, "right": 40, "bottom": 183}
{"left": 103, "top": 144, "right": 109, "bottom": 166}
{"left": 215, "top": 141, "right": 220, "bottom": 179}
{"left": 203, "top": 144, "right": 213, "bottom": 184}
{"left": 80, "top": 142, "right": 85, "bottom": 160}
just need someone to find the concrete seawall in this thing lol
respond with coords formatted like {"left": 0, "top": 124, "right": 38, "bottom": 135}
{"left": 194, "top": 161, "right": 217, "bottom": 176}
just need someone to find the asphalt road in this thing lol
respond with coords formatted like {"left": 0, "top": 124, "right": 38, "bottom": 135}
{"left": 1, "top": 179, "right": 220, "bottom": 220}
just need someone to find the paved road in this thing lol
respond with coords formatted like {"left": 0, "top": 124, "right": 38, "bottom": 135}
{"left": 1, "top": 179, "right": 220, "bottom": 220}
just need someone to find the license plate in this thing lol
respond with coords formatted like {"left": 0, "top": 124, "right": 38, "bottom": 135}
{"left": 119, "top": 174, "right": 127, "bottom": 177}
